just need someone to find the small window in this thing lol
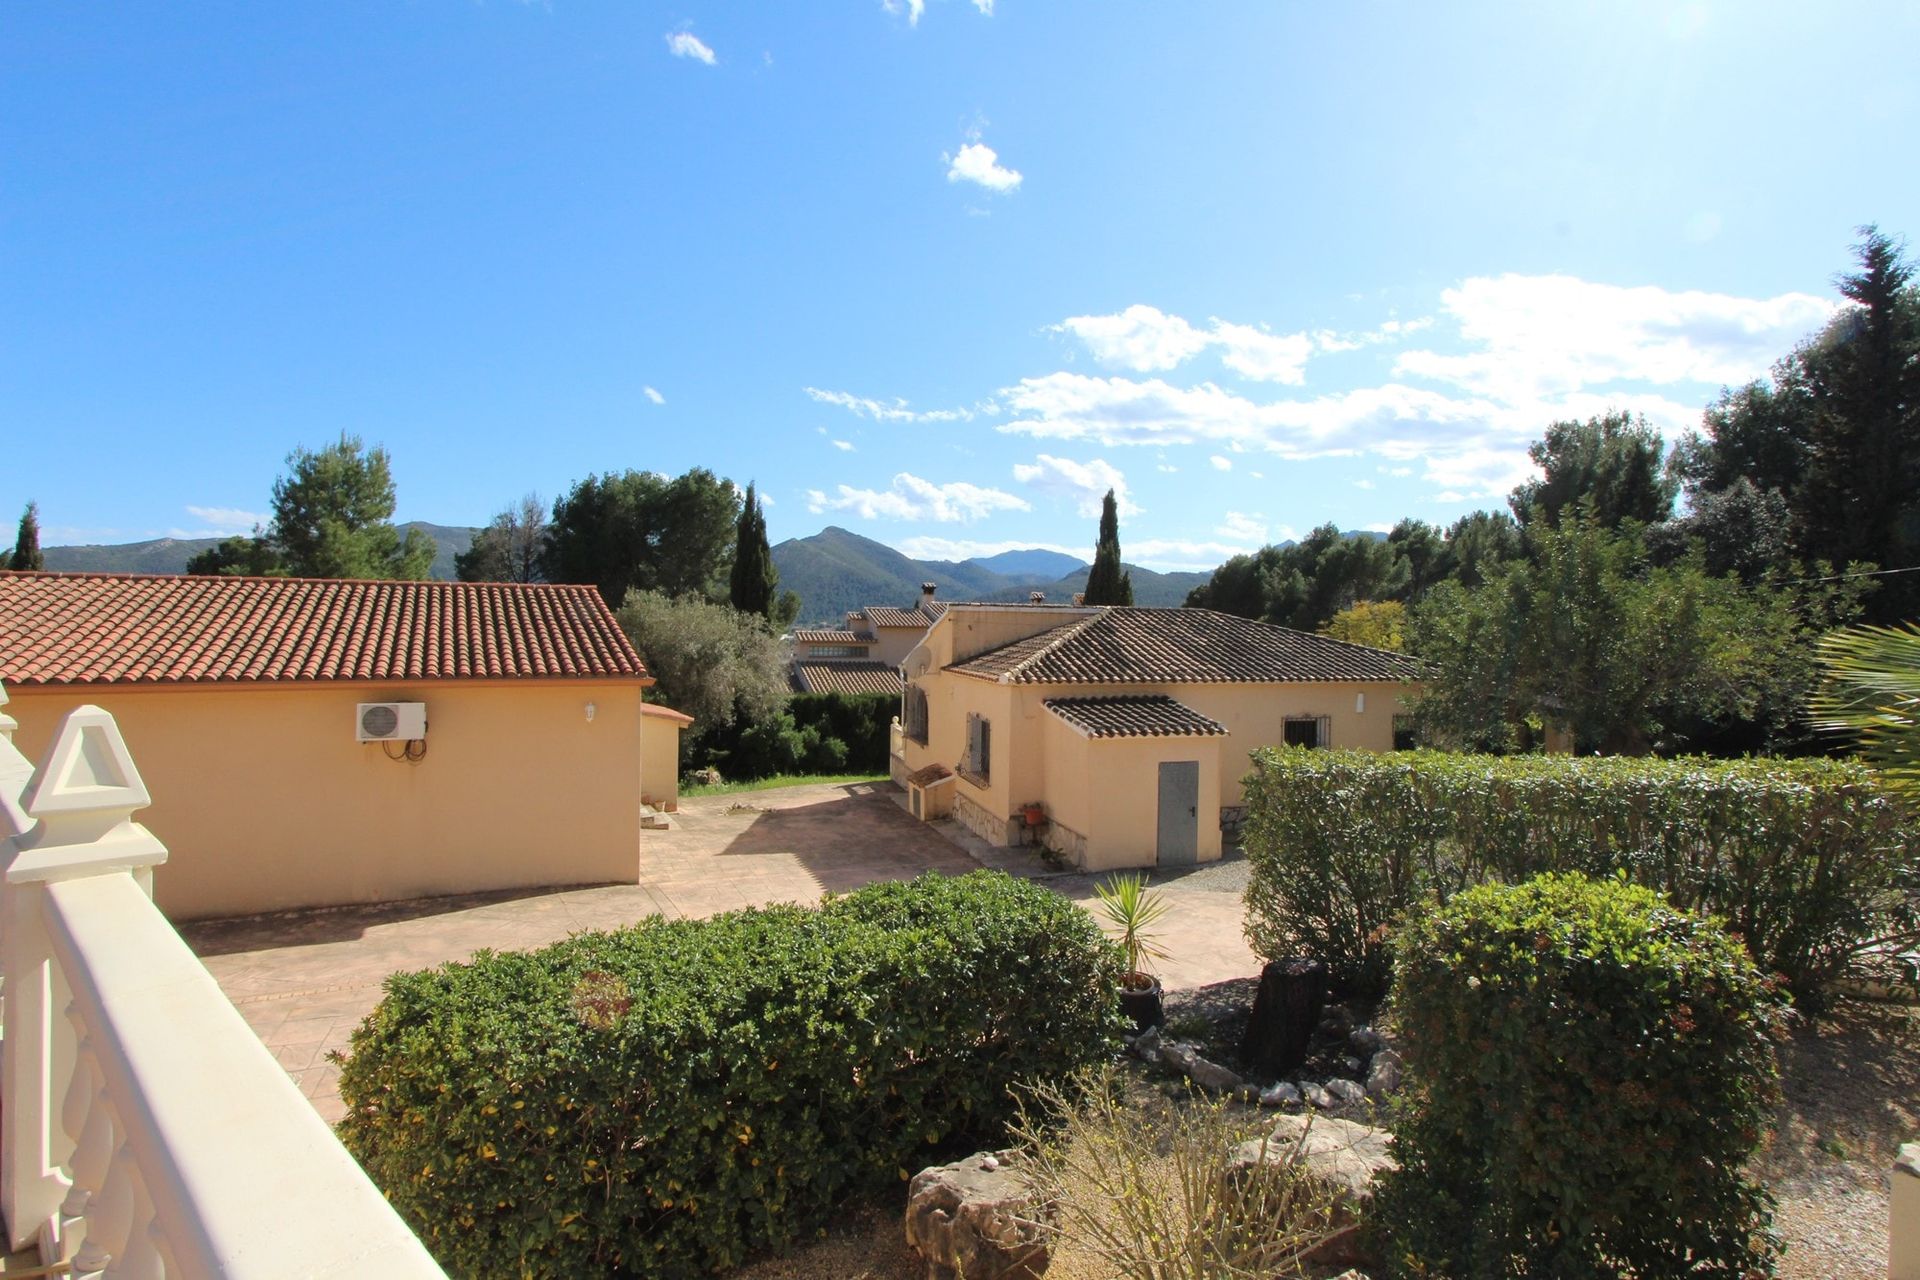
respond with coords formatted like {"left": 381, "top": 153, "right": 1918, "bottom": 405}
{"left": 905, "top": 685, "right": 929, "bottom": 745}
{"left": 1393, "top": 714, "right": 1418, "bottom": 751}
{"left": 806, "top": 644, "right": 867, "bottom": 659}
{"left": 1283, "top": 716, "right": 1330, "bottom": 749}
{"left": 966, "top": 712, "right": 992, "bottom": 781}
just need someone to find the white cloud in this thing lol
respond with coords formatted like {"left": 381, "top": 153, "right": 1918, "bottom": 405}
{"left": 1209, "top": 455, "right": 1233, "bottom": 471}
{"left": 1156, "top": 463, "right": 1179, "bottom": 473}
{"left": 1353, "top": 478, "right": 1375, "bottom": 490}
{"left": 806, "top": 473, "right": 1030, "bottom": 523}
{"left": 972, "top": 0, "right": 995, "bottom": 11}
{"left": 946, "top": 141, "right": 1022, "bottom": 193}
{"left": 832, "top": 439, "right": 856, "bottom": 452}
{"left": 1215, "top": 511, "right": 1267, "bottom": 543}
{"left": 643, "top": 385, "right": 666, "bottom": 405}
{"left": 665, "top": 31, "right": 717, "bottom": 64}
{"left": 1010, "top": 454, "right": 1135, "bottom": 516}
{"left": 183, "top": 506, "right": 269, "bottom": 535}
{"left": 883, "top": 0, "right": 927, "bottom": 25}
{"left": 1055, "top": 306, "right": 1312, "bottom": 383}
{"left": 1128, "top": 538, "right": 1276, "bottom": 571}
{"left": 1394, "top": 273, "right": 1834, "bottom": 401}
{"left": 1054, "top": 305, "right": 1211, "bottom": 372}
{"left": 805, "top": 386, "right": 978, "bottom": 422}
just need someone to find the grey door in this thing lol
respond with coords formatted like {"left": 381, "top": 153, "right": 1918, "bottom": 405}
{"left": 1156, "top": 761, "right": 1200, "bottom": 867}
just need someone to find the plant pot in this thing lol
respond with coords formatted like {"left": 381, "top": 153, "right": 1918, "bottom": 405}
{"left": 1118, "top": 973, "right": 1164, "bottom": 1033}
{"left": 1022, "top": 803, "right": 1046, "bottom": 827}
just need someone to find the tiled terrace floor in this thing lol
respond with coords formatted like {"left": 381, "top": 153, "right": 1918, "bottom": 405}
{"left": 182, "top": 781, "right": 1259, "bottom": 1124}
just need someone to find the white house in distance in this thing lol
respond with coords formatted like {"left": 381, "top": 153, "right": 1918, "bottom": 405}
{"left": 891, "top": 602, "right": 1423, "bottom": 872}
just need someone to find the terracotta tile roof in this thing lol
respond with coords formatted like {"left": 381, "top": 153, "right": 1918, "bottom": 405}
{"left": 949, "top": 607, "right": 1425, "bottom": 685}
{"left": 0, "top": 571, "right": 650, "bottom": 686}
{"left": 641, "top": 702, "right": 695, "bottom": 725}
{"left": 793, "top": 629, "right": 873, "bottom": 645}
{"left": 1045, "top": 695, "right": 1228, "bottom": 739}
{"left": 792, "top": 660, "right": 904, "bottom": 696}
{"left": 863, "top": 606, "right": 935, "bottom": 629}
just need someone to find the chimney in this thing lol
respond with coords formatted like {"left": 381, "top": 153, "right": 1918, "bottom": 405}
{"left": 921, "top": 582, "right": 937, "bottom": 603}
{"left": 1029, "top": 591, "right": 1046, "bottom": 604}
{"left": 1071, "top": 593, "right": 1086, "bottom": 606}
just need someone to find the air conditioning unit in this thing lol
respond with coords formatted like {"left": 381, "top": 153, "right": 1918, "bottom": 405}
{"left": 357, "top": 702, "right": 427, "bottom": 743}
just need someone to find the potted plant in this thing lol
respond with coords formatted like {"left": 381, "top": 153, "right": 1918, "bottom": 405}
{"left": 1094, "top": 872, "right": 1170, "bottom": 1032}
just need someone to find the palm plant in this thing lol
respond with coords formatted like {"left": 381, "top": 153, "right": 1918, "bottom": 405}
{"left": 1094, "top": 872, "right": 1171, "bottom": 987}
{"left": 1810, "top": 621, "right": 1920, "bottom": 796}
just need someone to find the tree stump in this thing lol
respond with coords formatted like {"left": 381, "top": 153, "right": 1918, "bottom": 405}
{"left": 1239, "top": 958, "right": 1327, "bottom": 1075}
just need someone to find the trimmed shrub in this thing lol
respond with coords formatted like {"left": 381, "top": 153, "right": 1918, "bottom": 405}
{"left": 336, "top": 872, "right": 1125, "bottom": 1279}
{"left": 788, "top": 691, "right": 896, "bottom": 773}
{"left": 1242, "top": 747, "right": 1914, "bottom": 999}
{"left": 1374, "top": 873, "right": 1785, "bottom": 1278}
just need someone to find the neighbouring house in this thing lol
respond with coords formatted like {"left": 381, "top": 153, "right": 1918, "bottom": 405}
{"left": 0, "top": 570, "right": 692, "bottom": 919}
{"left": 891, "top": 602, "right": 1424, "bottom": 871}
{"left": 789, "top": 581, "right": 946, "bottom": 696}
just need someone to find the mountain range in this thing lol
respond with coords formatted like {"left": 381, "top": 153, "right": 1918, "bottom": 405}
{"left": 36, "top": 523, "right": 1213, "bottom": 623}
{"left": 769, "top": 526, "right": 1209, "bottom": 624}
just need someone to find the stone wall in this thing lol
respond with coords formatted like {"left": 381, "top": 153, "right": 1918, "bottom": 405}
{"left": 1042, "top": 818, "right": 1088, "bottom": 868}
{"left": 954, "top": 791, "right": 1017, "bottom": 847}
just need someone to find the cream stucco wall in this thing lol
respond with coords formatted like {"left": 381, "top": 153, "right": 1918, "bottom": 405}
{"left": 8, "top": 680, "right": 654, "bottom": 920}
{"left": 1038, "top": 713, "right": 1225, "bottom": 872}
{"left": 639, "top": 708, "right": 685, "bottom": 811}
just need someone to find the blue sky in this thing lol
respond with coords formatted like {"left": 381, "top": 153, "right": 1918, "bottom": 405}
{"left": 5, "top": 2, "right": 1916, "bottom": 569}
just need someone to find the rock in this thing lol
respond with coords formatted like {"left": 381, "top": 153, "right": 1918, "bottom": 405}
{"left": 1234, "top": 1083, "right": 1262, "bottom": 1104}
{"left": 1160, "top": 1041, "right": 1246, "bottom": 1092}
{"left": 1324, "top": 1078, "right": 1368, "bottom": 1109}
{"left": 1300, "top": 1083, "right": 1335, "bottom": 1110}
{"left": 1231, "top": 1113, "right": 1396, "bottom": 1270}
{"left": 1339, "top": 1054, "right": 1365, "bottom": 1077}
{"left": 905, "top": 1151, "right": 1050, "bottom": 1280}
{"left": 1317, "top": 1004, "right": 1356, "bottom": 1040}
{"left": 1132, "top": 1025, "right": 1162, "bottom": 1056}
{"left": 1259, "top": 1081, "right": 1301, "bottom": 1108}
{"left": 1365, "top": 1049, "right": 1402, "bottom": 1098}
{"left": 1349, "top": 1026, "right": 1388, "bottom": 1055}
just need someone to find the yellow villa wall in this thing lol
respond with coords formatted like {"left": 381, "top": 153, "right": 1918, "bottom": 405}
{"left": 1039, "top": 713, "right": 1225, "bottom": 871}
{"left": 7, "top": 680, "right": 653, "bottom": 920}
{"left": 639, "top": 709, "right": 685, "bottom": 811}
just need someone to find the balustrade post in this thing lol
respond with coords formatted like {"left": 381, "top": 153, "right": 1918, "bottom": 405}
{"left": 1, "top": 701, "right": 167, "bottom": 1258}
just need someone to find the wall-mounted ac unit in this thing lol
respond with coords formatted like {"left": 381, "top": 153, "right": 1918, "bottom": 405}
{"left": 357, "top": 702, "right": 427, "bottom": 743}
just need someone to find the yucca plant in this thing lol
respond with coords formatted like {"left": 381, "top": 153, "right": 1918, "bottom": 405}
{"left": 1094, "top": 872, "right": 1171, "bottom": 989}
{"left": 1811, "top": 621, "right": 1920, "bottom": 796}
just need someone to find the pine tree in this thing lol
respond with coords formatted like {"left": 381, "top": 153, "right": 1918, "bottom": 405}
{"left": 1083, "top": 489, "right": 1134, "bottom": 605}
{"left": 9, "top": 501, "right": 44, "bottom": 571}
{"left": 728, "top": 482, "right": 778, "bottom": 619}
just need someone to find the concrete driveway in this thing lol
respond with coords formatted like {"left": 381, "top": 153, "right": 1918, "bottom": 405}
{"left": 182, "top": 780, "right": 1257, "bottom": 1123}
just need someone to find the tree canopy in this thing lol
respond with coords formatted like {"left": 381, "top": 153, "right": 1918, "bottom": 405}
{"left": 268, "top": 435, "right": 436, "bottom": 579}
{"left": 8, "top": 502, "right": 43, "bottom": 571}
{"left": 545, "top": 469, "right": 739, "bottom": 609}
{"left": 455, "top": 494, "right": 548, "bottom": 583}
{"left": 1082, "top": 489, "right": 1133, "bottom": 606}
{"left": 614, "top": 589, "right": 788, "bottom": 738}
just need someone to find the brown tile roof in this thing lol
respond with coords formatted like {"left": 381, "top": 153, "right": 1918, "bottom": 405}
{"left": 1045, "top": 695, "right": 1228, "bottom": 739}
{"left": 0, "top": 571, "right": 650, "bottom": 686}
{"left": 792, "top": 660, "right": 904, "bottom": 696}
{"left": 905, "top": 762, "right": 955, "bottom": 788}
{"left": 949, "top": 607, "right": 1424, "bottom": 685}
{"left": 863, "top": 606, "right": 934, "bottom": 629}
{"left": 793, "top": 629, "right": 872, "bottom": 645}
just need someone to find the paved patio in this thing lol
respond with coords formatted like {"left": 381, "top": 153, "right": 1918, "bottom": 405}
{"left": 182, "top": 781, "right": 1259, "bottom": 1123}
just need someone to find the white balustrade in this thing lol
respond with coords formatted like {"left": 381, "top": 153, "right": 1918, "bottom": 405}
{"left": 889, "top": 716, "right": 904, "bottom": 760}
{"left": 0, "top": 690, "right": 446, "bottom": 1277}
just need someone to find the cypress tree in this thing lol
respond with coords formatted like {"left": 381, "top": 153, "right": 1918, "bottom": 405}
{"left": 729, "top": 482, "right": 778, "bottom": 619}
{"left": 9, "top": 501, "right": 44, "bottom": 571}
{"left": 1083, "top": 489, "right": 1134, "bottom": 605}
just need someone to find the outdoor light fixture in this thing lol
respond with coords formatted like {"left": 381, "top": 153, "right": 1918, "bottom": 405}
{"left": 585, "top": 702, "right": 596, "bottom": 723}
{"left": 1355, "top": 693, "right": 1366, "bottom": 714}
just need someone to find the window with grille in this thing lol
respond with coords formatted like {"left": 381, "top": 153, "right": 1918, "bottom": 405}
{"left": 966, "top": 712, "right": 992, "bottom": 781}
{"left": 905, "top": 685, "right": 929, "bottom": 744}
{"left": 1283, "top": 715, "right": 1330, "bottom": 748}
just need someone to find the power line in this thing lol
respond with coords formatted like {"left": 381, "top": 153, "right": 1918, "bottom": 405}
{"left": 1775, "top": 564, "right": 1920, "bottom": 586}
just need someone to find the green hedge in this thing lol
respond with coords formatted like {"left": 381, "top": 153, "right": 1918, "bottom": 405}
{"left": 1242, "top": 748, "right": 1914, "bottom": 999}
{"left": 336, "top": 872, "right": 1125, "bottom": 1278}
{"left": 1375, "top": 873, "right": 1784, "bottom": 1277}
{"left": 788, "top": 691, "right": 896, "bottom": 773}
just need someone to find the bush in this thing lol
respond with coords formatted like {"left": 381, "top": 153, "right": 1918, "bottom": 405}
{"left": 1242, "top": 747, "right": 1914, "bottom": 1000}
{"left": 1374, "top": 873, "right": 1785, "bottom": 1278}
{"left": 336, "top": 872, "right": 1126, "bottom": 1278}
{"left": 788, "top": 691, "right": 895, "bottom": 773}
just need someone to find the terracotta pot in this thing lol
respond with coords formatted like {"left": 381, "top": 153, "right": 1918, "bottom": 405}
{"left": 1022, "top": 804, "right": 1046, "bottom": 827}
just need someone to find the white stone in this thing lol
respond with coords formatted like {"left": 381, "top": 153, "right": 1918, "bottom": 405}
{"left": 906, "top": 1152, "right": 1049, "bottom": 1280}
{"left": 1324, "top": 1078, "right": 1368, "bottom": 1108}
{"left": 1366, "top": 1049, "right": 1403, "bottom": 1098}
{"left": 1232, "top": 1113, "right": 1396, "bottom": 1270}
{"left": 1259, "top": 1081, "right": 1301, "bottom": 1108}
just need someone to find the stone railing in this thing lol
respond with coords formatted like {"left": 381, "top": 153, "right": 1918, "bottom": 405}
{"left": 889, "top": 717, "right": 904, "bottom": 761}
{"left": 0, "top": 687, "right": 446, "bottom": 1277}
